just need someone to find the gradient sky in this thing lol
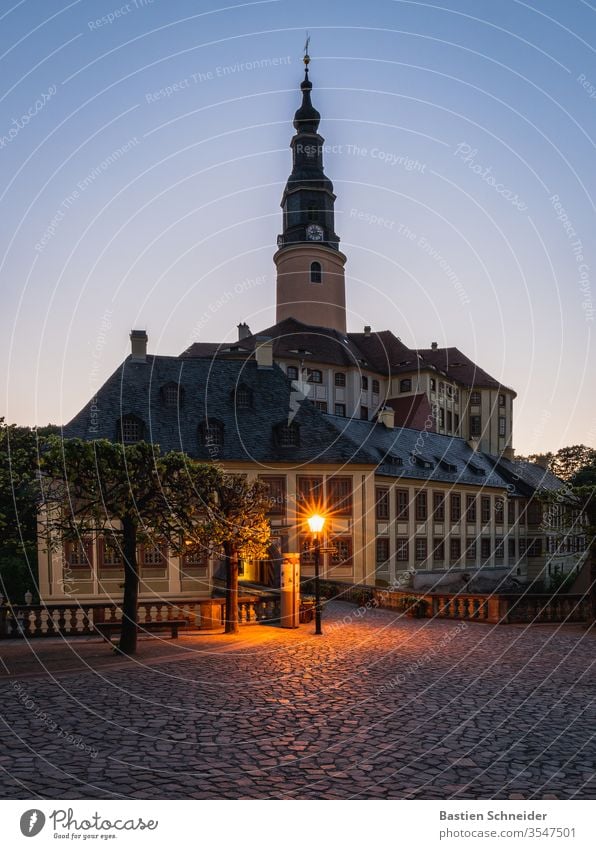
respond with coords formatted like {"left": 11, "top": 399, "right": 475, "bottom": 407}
{"left": 1, "top": 0, "right": 595, "bottom": 454}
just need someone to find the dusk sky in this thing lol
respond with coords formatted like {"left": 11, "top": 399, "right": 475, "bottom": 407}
{"left": 1, "top": 0, "right": 595, "bottom": 453}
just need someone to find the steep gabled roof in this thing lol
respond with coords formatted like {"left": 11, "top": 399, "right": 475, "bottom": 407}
{"left": 417, "top": 346, "right": 516, "bottom": 395}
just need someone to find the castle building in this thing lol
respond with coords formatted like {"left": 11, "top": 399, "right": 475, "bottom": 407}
{"left": 37, "top": 59, "right": 587, "bottom": 604}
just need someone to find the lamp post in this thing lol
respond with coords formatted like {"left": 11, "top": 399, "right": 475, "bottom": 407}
{"left": 307, "top": 513, "right": 325, "bottom": 635}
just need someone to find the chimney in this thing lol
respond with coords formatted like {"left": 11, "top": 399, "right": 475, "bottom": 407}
{"left": 364, "top": 325, "right": 371, "bottom": 337}
{"left": 467, "top": 437, "right": 479, "bottom": 452}
{"left": 503, "top": 444, "right": 515, "bottom": 461}
{"left": 533, "top": 453, "right": 550, "bottom": 469}
{"left": 130, "top": 329, "right": 148, "bottom": 362}
{"left": 431, "top": 341, "right": 438, "bottom": 351}
{"left": 237, "top": 322, "right": 251, "bottom": 341}
{"left": 377, "top": 405, "right": 395, "bottom": 429}
{"left": 255, "top": 336, "right": 273, "bottom": 369}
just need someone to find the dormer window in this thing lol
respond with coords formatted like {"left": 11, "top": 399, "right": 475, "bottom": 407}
{"left": 161, "top": 382, "right": 184, "bottom": 408}
{"left": 274, "top": 422, "right": 300, "bottom": 447}
{"left": 310, "top": 261, "right": 322, "bottom": 284}
{"left": 411, "top": 454, "right": 433, "bottom": 469}
{"left": 200, "top": 419, "right": 224, "bottom": 448}
{"left": 118, "top": 415, "right": 144, "bottom": 444}
{"left": 234, "top": 384, "right": 252, "bottom": 409}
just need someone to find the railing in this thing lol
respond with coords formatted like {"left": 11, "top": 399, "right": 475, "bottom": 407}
{"left": 299, "top": 578, "right": 591, "bottom": 625}
{"left": 0, "top": 594, "right": 280, "bottom": 639}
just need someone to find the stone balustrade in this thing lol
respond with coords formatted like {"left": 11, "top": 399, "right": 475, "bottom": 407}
{"left": 0, "top": 594, "right": 280, "bottom": 639}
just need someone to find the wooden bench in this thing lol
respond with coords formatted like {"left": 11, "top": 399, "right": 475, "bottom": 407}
{"left": 95, "top": 619, "right": 186, "bottom": 642}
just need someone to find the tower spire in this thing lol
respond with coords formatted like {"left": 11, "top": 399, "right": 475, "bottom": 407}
{"left": 274, "top": 51, "right": 348, "bottom": 333}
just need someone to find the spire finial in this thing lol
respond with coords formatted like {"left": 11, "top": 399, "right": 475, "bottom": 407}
{"left": 303, "top": 33, "right": 310, "bottom": 78}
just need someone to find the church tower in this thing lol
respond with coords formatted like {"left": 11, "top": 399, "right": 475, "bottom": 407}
{"left": 274, "top": 52, "right": 347, "bottom": 333}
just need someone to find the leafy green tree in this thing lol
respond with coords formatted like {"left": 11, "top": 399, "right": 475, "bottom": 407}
{"left": 551, "top": 445, "right": 596, "bottom": 482}
{"left": 189, "top": 474, "right": 270, "bottom": 633}
{"left": 41, "top": 438, "right": 219, "bottom": 654}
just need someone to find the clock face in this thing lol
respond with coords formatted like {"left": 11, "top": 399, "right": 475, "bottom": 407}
{"left": 306, "top": 224, "right": 324, "bottom": 241}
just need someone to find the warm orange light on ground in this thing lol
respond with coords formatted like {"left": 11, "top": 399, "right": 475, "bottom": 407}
{"left": 307, "top": 514, "right": 326, "bottom": 534}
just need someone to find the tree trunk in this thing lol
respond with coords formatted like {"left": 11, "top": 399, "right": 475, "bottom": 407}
{"left": 118, "top": 515, "right": 139, "bottom": 654}
{"left": 224, "top": 542, "right": 239, "bottom": 634}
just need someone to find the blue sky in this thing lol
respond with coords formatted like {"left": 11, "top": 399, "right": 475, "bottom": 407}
{"left": 1, "top": 0, "right": 595, "bottom": 453}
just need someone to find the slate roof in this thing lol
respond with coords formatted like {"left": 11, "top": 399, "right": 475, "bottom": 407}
{"left": 487, "top": 455, "right": 568, "bottom": 496}
{"left": 181, "top": 318, "right": 514, "bottom": 394}
{"left": 63, "top": 356, "right": 377, "bottom": 466}
{"left": 62, "top": 353, "right": 540, "bottom": 493}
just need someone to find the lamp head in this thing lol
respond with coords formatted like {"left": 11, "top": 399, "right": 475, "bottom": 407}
{"left": 307, "top": 513, "right": 325, "bottom": 534}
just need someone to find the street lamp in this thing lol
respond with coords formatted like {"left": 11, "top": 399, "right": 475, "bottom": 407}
{"left": 307, "top": 513, "right": 326, "bottom": 635}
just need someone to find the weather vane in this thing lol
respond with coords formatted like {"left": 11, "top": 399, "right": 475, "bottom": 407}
{"left": 303, "top": 33, "right": 310, "bottom": 68}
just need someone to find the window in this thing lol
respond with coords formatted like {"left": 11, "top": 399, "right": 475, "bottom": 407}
{"left": 433, "top": 538, "right": 445, "bottom": 562}
{"left": 287, "top": 366, "right": 299, "bottom": 380}
{"left": 315, "top": 401, "right": 327, "bottom": 412}
{"left": 495, "top": 499, "right": 504, "bottom": 524}
{"left": 528, "top": 538, "right": 542, "bottom": 557}
{"left": 450, "top": 494, "right": 461, "bottom": 523}
{"left": 415, "top": 538, "right": 427, "bottom": 562}
{"left": 481, "top": 496, "right": 491, "bottom": 523}
{"left": 376, "top": 488, "right": 390, "bottom": 520}
{"left": 307, "top": 205, "right": 318, "bottom": 221}
{"left": 334, "top": 403, "right": 346, "bottom": 417}
{"left": 495, "top": 537, "right": 504, "bottom": 561}
{"left": 310, "top": 261, "right": 322, "bottom": 283}
{"left": 327, "top": 477, "right": 352, "bottom": 516}
{"left": 433, "top": 492, "right": 445, "bottom": 522}
{"left": 396, "top": 489, "right": 409, "bottom": 520}
{"left": 415, "top": 491, "right": 427, "bottom": 521}
{"left": 439, "top": 381, "right": 445, "bottom": 395}
{"left": 481, "top": 538, "right": 491, "bottom": 560}
{"left": 470, "top": 415, "right": 481, "bottom": 437}
{"left": 372, "top": 379, "right": 380, "bottom": 394}
{"left": 276, "top": 423, "right": 299, "bottom": 447}
{"left": 181, "top": 547, "right": 208, "bottom": 573}
{"left": 454, "top": 414, "right": 460, "bottom": 433}
{"left": 120, "top": 415, "right": 143, "bottom": 444}
{"left": 201, "top": 419, "right": 224, "bottom": 448}
{"left": 466, "top": 495, "right": 477, "bottom": 522}
{"left": 259, "top": 476, "right": 286, "bottom": 516}
{"left": 376, "top": 537, "right": 390, "bottom": 566}
{"left": 99, "top": 537, "right": 121, "bottom": 568}
{"left": 508, "top": 499, "right": 515, "bottom": 525}
{"left": 142, "top": 542, "right": 167, "bottom": 567}
{"left": 447, "top": 411, "right": 452, "bottom": 432}
{"left": 235, "top": 384, "right": 252, "bottom": 409}
{"left": 498, "top": 393, "right": 506, "bottom": 407}
{"left": 439, "top": 408, "right": 445, "bottom": 429}
{"left": 65, "top": 539, "right": 93, "bottom": 568}
{"left": 162, "top": 383, "right": 183, "bottom": 407}
{"left": 450, "top": 537, "right": 461, "bottom": 562}
{"left": 466, "top": 538, "right": 476, "bottom": 561}
{"left": 446, "top": 385, "right": 454, "bottom": 399}
{"left": 307, "top": 369, "right": 322, "bottom": 384}
{"left": 396, "top": 538, "right": 409, "bottom": 561}
{"left": 508, "top": 537, "right": 516, "bottom": 558}
{"left": 361, "top": 376, "right": 369, "bottom": 391}
{"left": 528, "top": 500, "right": 543, "bottom": 525}
{"left": 470, "top": 391, "right": 481, "bottom": 405}
{"left": 297, "top": 476, "right": 323, "bottom": 505}
{"left": 360, "top": 406, "right": 369, "bottom": 420}
{"left": 499, "top": 416, "right": 506, "bottom": 437}
{"left": 519, "top": 537, "right": 526, "bottom": 556}
{"left": 400, "top": 378, "right": 412, "bottom": 393}
{"left": 335, "top": 372, "right": 346, "bottom": 387}
{"left": 331, "top": 537, "right": 352, "bottom": 567}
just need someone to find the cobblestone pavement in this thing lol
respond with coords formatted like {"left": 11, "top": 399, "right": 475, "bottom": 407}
{"left": 1, "top": 603, "right": 594, "bottom": 799}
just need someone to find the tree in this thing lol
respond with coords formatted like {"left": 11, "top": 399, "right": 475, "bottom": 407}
{"left": 190, "top": 474, "right": 270, "bottom": 634}
{"left": 551, "top": 445, "right": 596, "bottom": 482}
{"left": 41, "top": 437, "right": 219, "bottom": 654}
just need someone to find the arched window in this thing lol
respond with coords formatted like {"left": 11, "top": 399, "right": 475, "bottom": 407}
{"left": 335, "top": 372, "right": 346, "bottom": 387}
{"left": 199, "top": 419, "right": 224, "bottom": 448}
{"left": 118, "top": 414, "right": 144, "bottom": 444}
{"left": 307, "top": 205, "right": 318, "bottom": 221}
{"left": 310, "top": 261, "right": 322, "bottom": 284}
{"left": 234, "top": 384, "right": 252, "bottom": 409}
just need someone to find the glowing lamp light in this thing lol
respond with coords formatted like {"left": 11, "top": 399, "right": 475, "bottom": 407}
{"left": 307, "top": 514, "right": 325, "bottom": 534}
